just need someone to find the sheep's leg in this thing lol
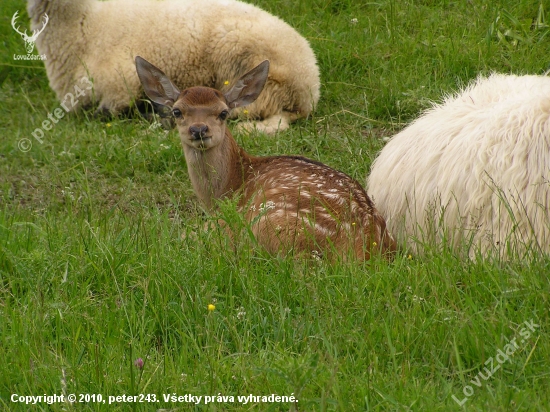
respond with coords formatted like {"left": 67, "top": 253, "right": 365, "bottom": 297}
{"left": 236, "top": 112, "right": 295, "bottom": 135}
{"left": 93, "top": 106, "right": 113, "bottom": 119}
{"left": 91, "top": 66, "right": 142, "bottom": 117}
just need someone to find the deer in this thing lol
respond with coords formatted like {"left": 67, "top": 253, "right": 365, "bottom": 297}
{"left": 12, "top": 11, "right": 49, "bottom": 54}
{"left": 135, "top": 56, "right": 397, "bottom": 261}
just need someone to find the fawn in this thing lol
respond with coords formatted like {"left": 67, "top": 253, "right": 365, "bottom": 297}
{"left": 135, "top": 56, "right": 396, "bottom": 260}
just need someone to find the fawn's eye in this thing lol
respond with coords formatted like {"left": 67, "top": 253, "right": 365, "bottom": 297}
{"left": 218, "top": 110, "right": 229, "bottom": 121}
{"left": 172, "top": 108, "right": 182, "bottom": 118}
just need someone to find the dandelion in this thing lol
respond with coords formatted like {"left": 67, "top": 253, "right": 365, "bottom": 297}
{"left": 372, "top": 242, "right": 377, "bottom": 247}
{"left": 224, "top": 80, "right": 229, "bottom": 85}
{"left": 134, "top": 358, "right": 144, "bottom": 369}
{"left": 408, "top": 254, "right": 412, "bottom": 259}
{"left": 106, "top": 123, "right": 112, "bottom": 127}
{"left": 352, "top": 222, "right": 356, "bottom": 226}
{"left": 208, "top": 304, "right": 216, "bottom": 311}
{"left": 243, "top": 109, "right": 249, "bottom": 114}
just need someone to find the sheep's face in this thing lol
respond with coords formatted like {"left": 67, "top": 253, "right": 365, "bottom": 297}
{"left": 172, "top": 87, "right": 229, "bottom": 151}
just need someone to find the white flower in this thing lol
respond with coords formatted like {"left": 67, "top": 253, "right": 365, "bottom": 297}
{"left": 62, "top": 187, "right": 75, "bottom": 201}
{"left": 258, "top": 200, "right": 276, "bottom": 212}
{"left": 311, "top": 250, "right": 322, "bottom": 261}
{"left": 412, "top": 295, "right": 425, "bottom": 303}
{"left": 148, "top": 121, "right": 162, "bottom": 130}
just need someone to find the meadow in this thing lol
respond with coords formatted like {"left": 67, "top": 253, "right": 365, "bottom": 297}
{"left": 1, "top": 0, "right": 549, "bottom": 410}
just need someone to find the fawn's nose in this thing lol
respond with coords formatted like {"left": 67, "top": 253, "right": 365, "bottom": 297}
{"left": 189, "top": 124, "right": 209, "bottom": 140}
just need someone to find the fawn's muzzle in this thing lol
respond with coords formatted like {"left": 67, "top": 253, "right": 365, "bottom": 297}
{"left": 189, "top": 124, "right": 209, "bottom": 140}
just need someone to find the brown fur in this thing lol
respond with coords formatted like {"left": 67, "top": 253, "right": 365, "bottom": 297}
{"left": 136, "top": 57, "right": 396, "bottom": 260}
{"left": 176, "top": 92, "right": 396, "bottom": 260}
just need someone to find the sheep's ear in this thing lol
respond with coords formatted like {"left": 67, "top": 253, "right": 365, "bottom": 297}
{"left": 135, "top": 56, "right": 180, "bottom": 108}
{"left": 224, "top": 60, "right": 269, "bottom": 109}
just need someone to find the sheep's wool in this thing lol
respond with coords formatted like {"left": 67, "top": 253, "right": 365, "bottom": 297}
{"left": 367, "top": 74, "right": 550, "bottom": 258}
{"left": 27, "top": 0, "right": 320, "bottom": 133}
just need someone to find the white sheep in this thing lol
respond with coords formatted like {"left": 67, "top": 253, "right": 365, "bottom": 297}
{"left": 367, "top": 73, "right": 550, "bottom": 258}
{"left": 27, "top": 0, "right": 320, "bottom": 134}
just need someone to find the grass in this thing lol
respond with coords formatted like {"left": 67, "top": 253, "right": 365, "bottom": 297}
{"left": 1, "top": 0, "right": 549, "bottom": 410}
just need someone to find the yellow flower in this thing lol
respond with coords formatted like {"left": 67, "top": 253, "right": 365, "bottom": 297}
{"left": 408, "top": 254, "right": 412, "bottom": 259}
{"left": 243, "top": 109, "right": 249, "bottom": 114}
{"left": 352, "top": 222, "right": 356, "bottom": 226}
{"left": 208, "top": 304, "right": 216, "bottom": 311}
{"left": 106, "top": 123, "right": 112, "bottom": 127}
{"left": 372, "top": 242, "right": 377, "bottom": 246}
{"left": 224, "top": 80, "right": 229, "bottom": 85}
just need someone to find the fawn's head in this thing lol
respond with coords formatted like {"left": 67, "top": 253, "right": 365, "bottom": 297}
{"left": 135, "top": 56, "right": 269, "bottom": 151}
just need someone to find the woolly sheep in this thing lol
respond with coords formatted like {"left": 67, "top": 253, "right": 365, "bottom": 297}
{"left": 27, "top": 0, "right": 320, "bottom": 134}
{"left": 367, "top": 74, "right": 550, "bottom": 258}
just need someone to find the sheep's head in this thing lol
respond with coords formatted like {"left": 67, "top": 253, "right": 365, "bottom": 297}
{"left": 135, "top": 56, "right": 269, "bottom": 151}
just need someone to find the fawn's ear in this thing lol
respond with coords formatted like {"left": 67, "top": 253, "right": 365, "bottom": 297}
{"left": 135, "top": 56, "right": 181, "bottom": 108}
{"left": 224, "top": 60, "right": 269, "bottom": 109}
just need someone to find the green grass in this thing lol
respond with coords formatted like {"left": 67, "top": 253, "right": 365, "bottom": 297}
{"left": 1, "top": 0, "right": 549, "bottom": 410}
